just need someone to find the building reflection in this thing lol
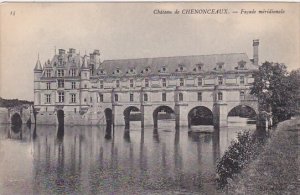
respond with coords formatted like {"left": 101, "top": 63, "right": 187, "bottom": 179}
{"left": 28, "top": 124, "right": 226, "bottom": 193}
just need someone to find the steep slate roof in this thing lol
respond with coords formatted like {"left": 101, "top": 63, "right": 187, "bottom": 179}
{"left": 100, "top": 53, "right": 258, "bottom": 76}
{"left": 50, "top": 53, "right": 82, "bottom": 68}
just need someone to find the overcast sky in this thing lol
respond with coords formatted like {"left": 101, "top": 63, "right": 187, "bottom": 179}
{"left": 0, "top": 2, "right": 299, "bottom": 100}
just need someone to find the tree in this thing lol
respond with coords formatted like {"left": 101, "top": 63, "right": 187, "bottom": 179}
{"left": 250, "top": 62, "right": 298, "bottom": 123}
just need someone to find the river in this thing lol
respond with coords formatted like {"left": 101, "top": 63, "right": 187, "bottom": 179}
{"left": 0, "top": 117, "right": 256, "bottom": 194}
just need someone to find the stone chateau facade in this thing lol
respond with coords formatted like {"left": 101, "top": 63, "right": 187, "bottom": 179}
{"left": 34, "top": 40, "right": 260, "bottom": 127}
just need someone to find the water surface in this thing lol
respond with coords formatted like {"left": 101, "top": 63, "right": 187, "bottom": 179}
{"left": 0, "top": 118, "right": 256, "bottom": 194}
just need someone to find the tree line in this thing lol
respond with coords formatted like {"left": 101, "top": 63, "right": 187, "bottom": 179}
{"left": 0, "top": 97, "right": 33, "bottom": 108}
{"left": 250, "top": 61, "right": 300, "bottom": 123}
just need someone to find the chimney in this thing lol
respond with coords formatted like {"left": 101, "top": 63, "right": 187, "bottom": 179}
{"left": 93, "top": 50, "right": 100, "bottom": 55}
{"left": 68, "top": 48, "right": 76, "bottom": 54}
{"left": 253, "top": 39, "right": 259, "bottom": 65}
{"left": 58, "top": 49, "right": 65, "bottom": 55}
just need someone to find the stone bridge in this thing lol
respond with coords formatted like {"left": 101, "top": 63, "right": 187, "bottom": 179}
{"left": 0, "top": 104, "right": 35, "bottom": 125}
{"left": 102, "top": 95, "right": 258, "bottom": 129}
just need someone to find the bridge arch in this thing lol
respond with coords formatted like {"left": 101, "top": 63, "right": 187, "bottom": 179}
{"left": 11, "top": 112, "right": 22, "bottom": 126}
{"left": 104, "top": 108, "right": 113, "bottom": 139}
{"left": 227, "top": 104, "right": 257, "bottom": 125}
{"left": 57, "top": 109, "right": 64, "bottom": 126}
{"left": 153, "top": 105, "right": 175, "bottom": 129}
{"left": 123, "top": 106, "right": 141, "bottom": 130}
{"left": 188, "top": 106, "right": 214, "bottom": 127}
{"left": 104, "top": 108, "right": 113, "bottom": 123}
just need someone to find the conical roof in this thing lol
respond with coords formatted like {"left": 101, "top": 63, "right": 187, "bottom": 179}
{"left": 34, "top": 59, "right": 42, "bottom": 71}
{"left": 81, "top": 55, "right": 89, "bottom": 69}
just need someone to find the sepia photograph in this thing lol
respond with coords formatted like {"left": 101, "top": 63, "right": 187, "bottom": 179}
{"left": 0, "top": 2, "right": 299, "bottom": 194}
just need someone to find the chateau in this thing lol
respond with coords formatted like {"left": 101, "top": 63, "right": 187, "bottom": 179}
{"left": 34, "top": 40, "right": 260, "bottom": 128}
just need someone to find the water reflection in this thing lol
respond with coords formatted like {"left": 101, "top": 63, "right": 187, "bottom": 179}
{"left": 0, "top": 118, "right": 257, "bottom": 194}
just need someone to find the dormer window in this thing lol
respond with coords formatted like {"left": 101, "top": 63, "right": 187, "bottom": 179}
{"left": 238, "top": 60, "right": 247, "bottom": 70}
{"left": 127, "top": 68, "right": 136, "bottom": 75}
{"left": 141, "top": 67, "right": 151, "bottom": 74}
{"left": 45, "top": 70, "right": 51, "bottom": 77}
{"left": 57, "top": 69, "right": 64, "bottom": 77}
{"left": 217, "top": 62, "right": 224, "bottom": 70}
{"left": 113, "top": 68, "right": 122, "bottom": 75}
{"left": 159, "top": 66, "right": 168, "bottom": 73}
{"left": 194, "top": 63, "right": 204, "bottom": 72}
{"left": 70, "top": 69, "right": 76, "bottom": 77}
{"left": 98, "top": 69, "right": 106, "bottom": 75}
{"left": 176, "top": 64, "right": 186, "bottom": 72}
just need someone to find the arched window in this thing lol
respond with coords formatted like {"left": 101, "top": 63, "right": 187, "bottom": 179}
{"left": 144, "top": 93, "right": 148, "bottom": 102}
{"left": 240, "top": 91, "right": 245, "bottom": 100}
{"left": 179, "top": 93, "right": 183, "bottom": 101}
{"left": 218, "top": 92, "right": 223, "bottom": 101}
{"left": 114, "top": 94, "right": 119, "bottom": 102}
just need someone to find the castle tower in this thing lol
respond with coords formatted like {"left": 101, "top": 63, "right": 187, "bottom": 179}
{"left": 34, "top": 56, "right": 43, "bottom": 105}
{"left": 80, "top": 55, "right": 90, "bottom": 107}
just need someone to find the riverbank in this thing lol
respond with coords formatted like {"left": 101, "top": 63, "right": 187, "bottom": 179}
{"left": 226, "top": 117, "right": 300, "bottom": 194}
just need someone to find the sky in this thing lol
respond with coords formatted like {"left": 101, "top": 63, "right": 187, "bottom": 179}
{"left": 0, "top": 2, "right": 299, "bottom": 100}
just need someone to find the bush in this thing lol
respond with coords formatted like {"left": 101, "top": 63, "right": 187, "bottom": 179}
{"left": 216, "top": 130, "right": 265, "bottom": 188}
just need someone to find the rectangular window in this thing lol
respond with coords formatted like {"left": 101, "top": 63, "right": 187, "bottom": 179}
{"left": 162, "top": 93, "right": 166, "bottom": 101}
{"left": 144, "top": 93, "right": 148, "bottom": 102}
{"left": 198, "top": 78, "right": 202, "bottom": 86}
{"left": 100, "top": 80, "right": 103, "bottom": 89}
{"left": 71, "top": 94, "right": 76, "bottom": 103}
{"left": 58, "top": 92, "right": 64, "bottom": 103}
{"left": 115, "top": 94, "right": 118, "bottom": 102}
{"left": 46, "top": 82, "right": 51, "bottom": 90}
{"left": 162, "top": 78, "right": 167, "bottom": 87}
{"left": 100, "top": 94, "right": 103, "bottom": 102}
{"left": 46, "top": 70, "right": 51, "bottom": 77}
{"left": 71, "top": 82, "right": 76, "bottom": 89}
{"left": 130, "top": 93, "right": 134, "bottom": 102}
{"left": 58, "top": 80, "right": 64, "bottom": 88}
{"left": 71, "top": 69, "right": 76, "bottom": 77}
{"left": 145, "top": 79, "right": 149, "bottom": 87}
{"left": 179, "top": 93, "right": 183, "bottom": 101}
{"left": 240, "top": 76, "right": 245, "bottom": 85}
{"left": 57, "top": 69, "right": 64, "bottom": 77}
{"left": 180, "top": 78, "right": 184, "bottom": 86}
{"left": 218, "top": 92, "right": 223, "bottom": 101}
{"left": 116, "top": 80, "right": 120, "bottom": 88}
{"left": 90, "top": 97, "right": 92, "bottom": 103}
{"left": 46, "top": 94, "right": 51, "bottom": 103}
{"left": 198, "top": 92, "right": 202, "bottom": 101}
{"left": 218, "top": 76, "right": 223, "bottom": 85}
{"left": 130, "top": 79, "right": 134, "bottom": 88}
{"left": 240, "top": 91, "right": 245, "bottom": 100}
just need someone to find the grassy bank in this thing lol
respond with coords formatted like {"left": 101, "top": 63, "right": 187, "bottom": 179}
{"left": 226, "top": 117, "right": 300, "bottom": 194}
